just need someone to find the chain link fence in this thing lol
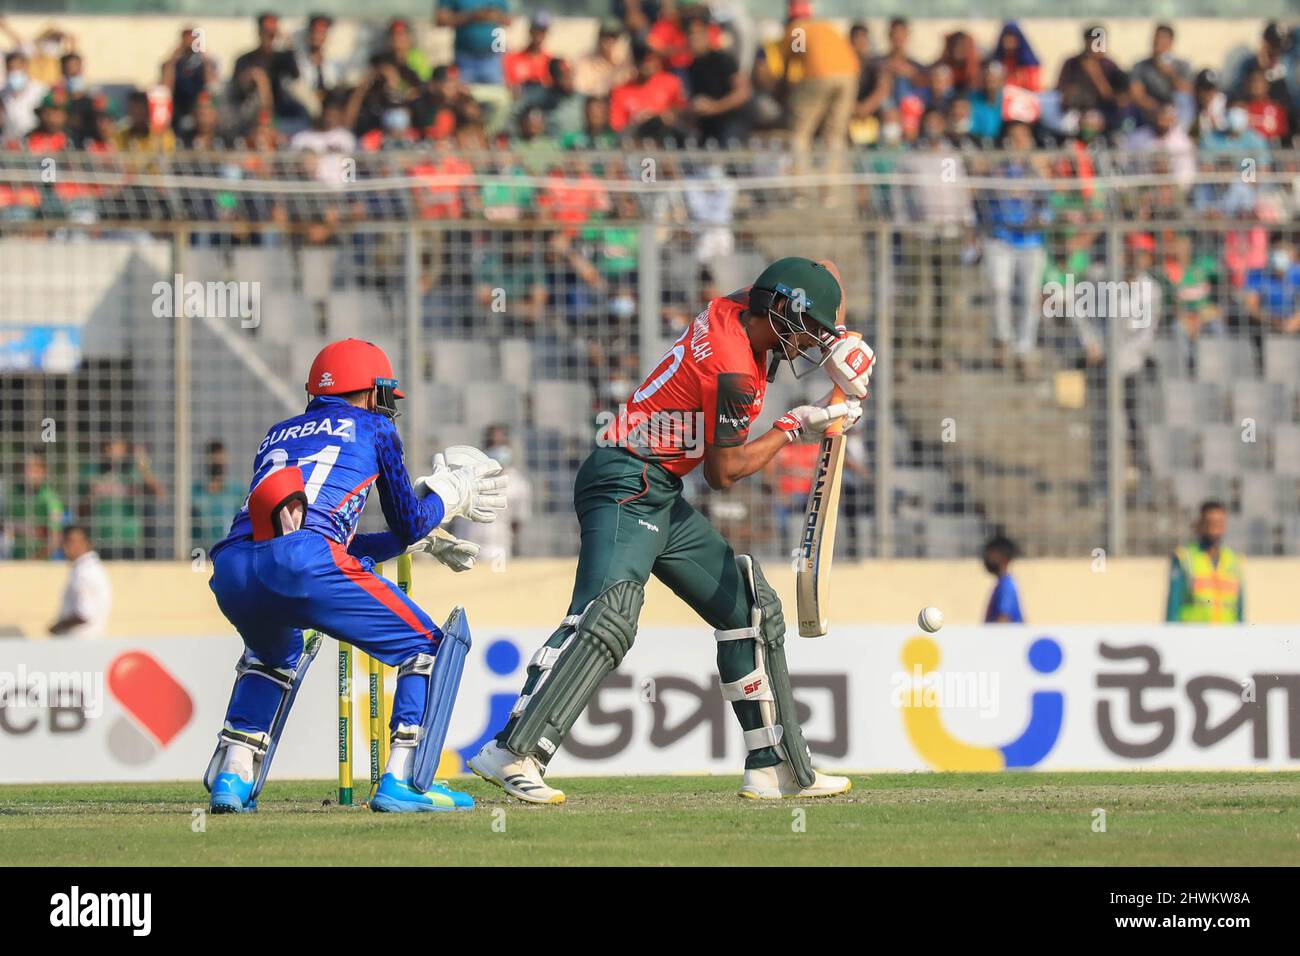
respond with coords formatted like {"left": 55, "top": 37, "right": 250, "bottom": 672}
{"left": 1, "top": 147, "right": 1297, "bottom": 562}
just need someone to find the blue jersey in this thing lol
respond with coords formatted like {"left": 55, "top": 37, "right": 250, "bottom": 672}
{"left": 984, "top": 574, "right": 1024, "bottom": 624}
{"left": 212, "top": 396, "right": 443, "bottom": 563}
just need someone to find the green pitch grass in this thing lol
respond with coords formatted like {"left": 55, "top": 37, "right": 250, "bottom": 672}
{"left": 2, "top": 773, "right": 1297, "bottom": 866}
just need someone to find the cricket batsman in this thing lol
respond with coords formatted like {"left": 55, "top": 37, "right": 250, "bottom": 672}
{"left": 470, "top": 257, "right": 874, "bottom": 802}
{"left": 203, "top": 338, "right": 506, "bottom": 813}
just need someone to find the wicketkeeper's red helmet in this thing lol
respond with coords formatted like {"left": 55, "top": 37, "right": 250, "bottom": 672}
{"left": 306, "top": 338, "right": 404, "bottom": 417}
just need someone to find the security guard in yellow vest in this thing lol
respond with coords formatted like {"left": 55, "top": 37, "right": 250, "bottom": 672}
{"left": 1165, "top": 501, "right": 1244, "bottom": 624}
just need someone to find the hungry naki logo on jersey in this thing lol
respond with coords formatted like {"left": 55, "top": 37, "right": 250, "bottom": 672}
{"left": 893, "top": 636, "right": 1064, "bottom": 770}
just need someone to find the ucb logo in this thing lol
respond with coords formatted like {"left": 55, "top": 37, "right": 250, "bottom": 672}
{"left": 107, "top": 651, "right": 194, "bottom": 765}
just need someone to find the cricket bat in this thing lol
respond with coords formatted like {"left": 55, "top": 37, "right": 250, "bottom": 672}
{"left": 795, "top": 333, "right": 860, "bottom": 638}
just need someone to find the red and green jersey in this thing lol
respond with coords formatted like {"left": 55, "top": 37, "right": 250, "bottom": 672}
{"left": 602, "top": 293, "right": 766, "bottom": 477}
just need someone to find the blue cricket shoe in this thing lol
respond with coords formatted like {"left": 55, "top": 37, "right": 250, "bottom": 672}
{"left": 370, "top": 773, "right": 474, "bottom": 812}
{"left": 209, "top": 771, "right": 256, "bottom": 814}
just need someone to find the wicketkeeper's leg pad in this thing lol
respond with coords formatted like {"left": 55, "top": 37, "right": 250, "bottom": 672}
{"left": 203, "top": 629, "right": 323, "bottom": 800}
{"left": 715, "top": 555, "right": 815, "bottom": 789}
{"left": 401, "top": 606, "right": 472, "bottom": 792}
{"left": 504, "top": 579, "right": 643, "bottom": 763}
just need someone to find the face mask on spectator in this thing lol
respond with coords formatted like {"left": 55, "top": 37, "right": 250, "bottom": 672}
{"left": 610, "top": 294, "right": 636, "bottom": 319}
{"left": 1227, "top": 106, "right": 1249, "bottom": 134}
{"left": 383, "top": 107, "right": 410, "bottom": 132}
{"left": 1271, "top": 249, "right": 1292, "bottom": 272}
{"left": 7, "top": 71, "right": 28, "bottom": 91}
{"left": 487, "top": 445, "right": 513, "bottom": 469}
{"left": 881, "top": 122, "right": 903, "bottom": 145}
{"left": 66, "top": 75, "right": 85, "bottom": 94}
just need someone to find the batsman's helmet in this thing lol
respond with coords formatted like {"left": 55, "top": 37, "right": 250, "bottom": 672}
{"left": 306, "top": 338, "right": 404, "bottom": 418}
{"left": 750, "top": 257, "right": 843, "bottom": 338}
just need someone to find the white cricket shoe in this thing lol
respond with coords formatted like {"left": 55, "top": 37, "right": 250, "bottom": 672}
{"left": 468, "top": 740, "right": 566, "bottom": 805}
{"left": 738, "top": 763, "right": 852, "bottom": 800}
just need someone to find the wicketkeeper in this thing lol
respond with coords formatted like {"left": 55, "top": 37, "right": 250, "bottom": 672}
{"left": 204, "top": 339, "right": 506, "bottom": 813}
{"left": 470, "top": 258, "right": 875, "bottom": 802}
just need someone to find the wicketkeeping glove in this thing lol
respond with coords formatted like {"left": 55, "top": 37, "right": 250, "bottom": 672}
{"left": 407, "top": 526, "right": 480, "bottom": 572}
{"left": 414, "top": 453, "right": 508, "bottom": 524}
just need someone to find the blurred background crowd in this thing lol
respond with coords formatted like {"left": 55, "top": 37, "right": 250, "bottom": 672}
{"left": 2, "top": 5, "right": 1300, "bottom": 154}
{"left": 2, "top": 4, "right": 1299, "bottom": 569}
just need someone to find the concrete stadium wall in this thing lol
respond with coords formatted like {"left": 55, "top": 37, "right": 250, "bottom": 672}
{"left": 3, "top": 556, "right": 1295, "bottom": 638}
{"left": 3, "top": 15, "right": 1270, "bottom": 94}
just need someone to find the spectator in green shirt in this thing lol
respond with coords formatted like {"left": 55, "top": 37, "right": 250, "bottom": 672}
{"left": 191, "top": 440, "right": 246, "bottom": 553}
{"left": 5, "top": 450, "right": 65, "bottom": 560}
{"left": 474, "top": 233, "right": 549, "bottom": 333}
{"left": 1161, "top": 233, "right": 1223, "bottom": 364}
{"left": 581, "top": 190, "right": 641, "bottom": 282}
{"left": 561, "top": 96, "right": 621, "bottom": 154}
{"left": 79, "top": 439, "right": 164, "bottom": 560}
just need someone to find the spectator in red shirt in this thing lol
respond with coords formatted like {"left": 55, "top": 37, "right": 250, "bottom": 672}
{"left": 769, "top": 440, "right": 820, "bottom": 546}
{"left": 1230, "top": 22, "right": 1292, "bottom": 118}
{"left": 609, "top": 44, "right": 687, "bottom": 141}
{"left": 1241, "top": 67, "right": 1290, "bottom": 143}
{"left": 539, "top": 157, "right": 609, "bottom": 223}
{"left": 986, "top": 21, "right": 1040, "bottom": 92}
{"left": 408, "top": 139, "right": 475, "bottom": 219}
{"left": 26, "top": 90, "right": 70, "bottom": 152}
{"left": 647, "top": 0, "right": 719, "bottom": 74}
{"left": 504, "top": 12, "right": 553, "bottom": 89}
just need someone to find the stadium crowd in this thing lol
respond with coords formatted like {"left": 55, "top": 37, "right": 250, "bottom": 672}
{"left": 1, "top": 6, "right": 1299, "bottom": 156}
{"left": 3, "top": 5, "right": 1300, "bottom": 562}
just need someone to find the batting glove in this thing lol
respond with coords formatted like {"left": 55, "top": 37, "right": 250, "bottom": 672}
{"left": 773, "top": 397, "right": 862, "bottom": 443}
{"left": 825, "top": 334, "right": 875, "bottom": 400}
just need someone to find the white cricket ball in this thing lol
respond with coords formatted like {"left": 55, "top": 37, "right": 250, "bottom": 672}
{"left": 917, "top": 606, "right": 944, "bottom": 633}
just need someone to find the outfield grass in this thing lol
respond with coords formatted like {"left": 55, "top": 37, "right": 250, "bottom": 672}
{"left": 1, "top": 772, "right": 1297, "bottom": 866}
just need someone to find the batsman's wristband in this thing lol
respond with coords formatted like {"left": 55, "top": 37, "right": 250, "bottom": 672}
{"left": 773, "top": 414, "right": 801, "bottom": 443}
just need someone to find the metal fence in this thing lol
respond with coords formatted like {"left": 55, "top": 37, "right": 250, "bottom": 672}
{"left": 1, "top": 147, "right": 1297, "bottom": 562}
